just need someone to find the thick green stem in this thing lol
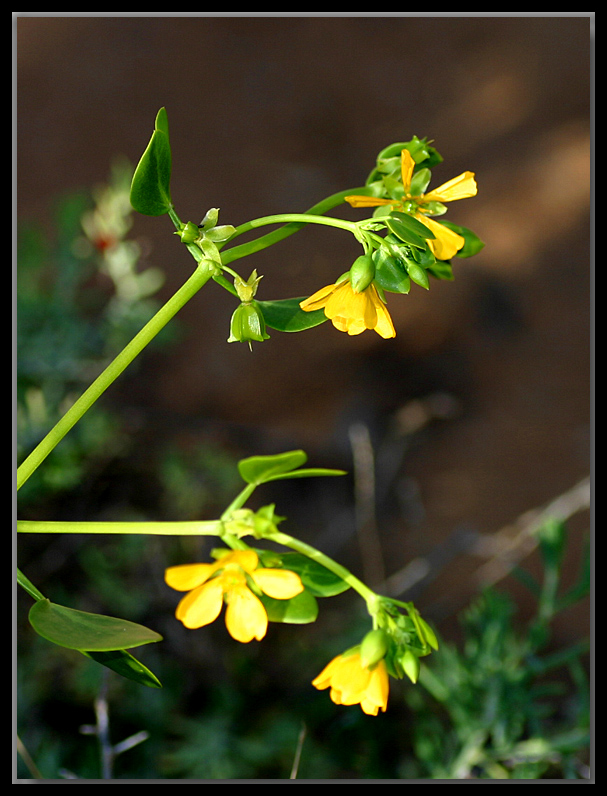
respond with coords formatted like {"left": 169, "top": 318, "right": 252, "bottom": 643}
{"left": 17, "top": 260, "right": 215, "bottom": 490}
{"left": 17, "top": 520, "right": 223, "bottom": 536}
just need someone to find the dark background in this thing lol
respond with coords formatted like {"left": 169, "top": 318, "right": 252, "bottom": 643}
{"left": 16, "top": 14, "right": 592, "bottom": 779}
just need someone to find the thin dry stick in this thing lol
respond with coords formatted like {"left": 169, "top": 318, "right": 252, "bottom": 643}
{"left": 382, "top": 476, "right": 590, "bottom": 598}
{"left": 16, "top": 735, "right": 44, "bottom": 780}
{"left": 289, "top": 722, "right": 307, "bottom": 780}
{"left": 472, "top": 476, "right": 590, "bottom": 587}
{"left": 349, "top": 422, "right": 385, "bottom": 587}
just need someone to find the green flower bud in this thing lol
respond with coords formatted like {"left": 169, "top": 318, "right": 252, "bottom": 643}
{"left": 359, "top": 628, "right": 390, "bottom": 668}
{"left": 177, "top": 221, "right": 201, "bottom": 244}
{"left": 349, "top": 254, "right": 376, "bottom": 293}
{"left": 399, "top": 648, "right": 420, "bottom": 683}
{"left": 228, "top": 301, "right": 270, "bottom": 347}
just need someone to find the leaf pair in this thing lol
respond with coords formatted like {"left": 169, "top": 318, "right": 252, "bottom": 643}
{"left": 237, "top": 450, "right": 345, "bottom": 486}
{"left": 19, "top": 569, "right": 163, "bottom": 688}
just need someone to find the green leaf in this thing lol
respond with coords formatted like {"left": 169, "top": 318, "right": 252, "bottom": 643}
{"left": 238, "top": 450, "right": 308, "bottom": 485}
{"left": 439, "top": 220, "right": 485, "bottom": 258}
{"left": 264, "top": 467, "right": 346, "bottom": 482}
{"left": 257, "top": 551, "right": 351, "bottom": 597}
{"left": 28, "top": 599, "right": 163, "bottom": 651}
{"left": 373, "top": 249, "right": 411, "bottom": 294}
{"left": 257, "top": 297, "right": 327, "bottom": 332}
{"left": 258, "top": 588, "right": 319, "bottom": 624}
{"left": 389, "top": 211, "right": 436, "bottom": 240}
{"left": 81, "top": 649, "right": 162, "bottom": 688}
{"left": 17, "top": 568, "right": 45, "bottom": 602}
{"left": 130, "top": 107, "right": 172, "bottom": 216}
{"left": 426, "top": 260, "right": 454, "bottom": 281}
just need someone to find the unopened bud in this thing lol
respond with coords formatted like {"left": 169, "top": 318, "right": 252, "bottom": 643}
{"left": 359, "top": 628, "right": 389, "bottom": 668}
{"left": 399, "top": 648, "right": 420, "bottom": 683}
{"left": 349, "top": 254, "right": 376, "bottom": 293}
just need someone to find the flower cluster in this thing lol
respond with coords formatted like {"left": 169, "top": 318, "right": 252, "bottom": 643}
{"left": 299, "top": 145, "right": 479, "bottom": 339}
{"left": 345, "top": 148, "right": 478, "bottom": 261}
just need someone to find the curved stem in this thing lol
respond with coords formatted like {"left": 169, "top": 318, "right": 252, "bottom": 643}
{"left": 17, "top": 260, "right": 216, "bottom": 490}
{"left": 219, "top": 186, "right": 373, "bottom": 266}
{"left": 267, "top": 529, "right": 378, "bottom": 608}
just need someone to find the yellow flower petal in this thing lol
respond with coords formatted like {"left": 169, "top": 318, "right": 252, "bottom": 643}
{"left": 400, "top": 148, "right": 416, "bottom": 193}
{"left": 165, "top": 563, "right": 217, "bottom": 592}
{"left": 299, "top": 283, "right": 338, "bottom": 312}
{"left": 251, "top": 568, "right": 304, "bottom": 600}
{"left": 221, "top": 549, "right": 259, "bottom": 574}
{"left": 224, "top": 582, "right": 268, "bottom": 642}
{"left": 175, "top": 577, "right": 225, "bottom": 629}
{"left": 344, "top": 196, "right": 394, "bottom": 208}
{"left": 417, "top": 214, "right": 465, "bottom": 261}
{"left": 423, "top": 171, "right": 477, "bottom": 203}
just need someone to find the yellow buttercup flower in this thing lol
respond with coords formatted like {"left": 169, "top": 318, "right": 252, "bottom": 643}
{"left": 312, "top": 650, "right": 389, "bottom": 716}
{"left": 165, "top": 550, "right": 304, "bottom": 643}
{"left": 346, "top": 149, "right": 477, "bottom": 261}
{"left": 299, "top": 280, "right": 396, "bottom": 338}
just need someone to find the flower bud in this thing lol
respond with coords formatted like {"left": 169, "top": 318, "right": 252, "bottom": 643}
{"left": 349, "top": 254, "right": 376, "bottom": 293}
{"left": 228, "top": 301, "right": 270, "bottom": 347}
{"left": 398, "top": 648, "right": 420, "bottom": 683}
{"left": 359, "top": 628, "right": 389, "bottom": 668}
{"left": 177, "top": 221, "right": 201, "bottom": 244}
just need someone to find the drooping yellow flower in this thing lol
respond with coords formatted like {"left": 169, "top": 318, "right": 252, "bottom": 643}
{"left": 312, "top": 650, "right": 389, "bottom": 716}
{"left": 299, "top": 280, "right": 396, "bottom": 338}
{"left": 346, "top": 149, "right": 477, "bottom": 260}
{"left": 165, "top": 550, "right": 304, "bottom": 643}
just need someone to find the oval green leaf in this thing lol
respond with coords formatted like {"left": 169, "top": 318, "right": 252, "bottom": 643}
{"left": 257, "top": 298, "right": 327, "bottom": 332}
{"left": 258, "top": 589, "right": 319, "bottom": 624}
{"left": 130, "top": 108, "right": 172, "bottom": 216}
{"left": 238, "top": 450, "right": 308, "bottom": 485}
{"left": 29, "top": 599, "right": 163, "bottom": 651}
{"left": 81, "top": 649, "right": 162, "bottom": 688}
{"left": 385, "top": 217, "right": 428, "bottom": 249}
{"left": 389, "top": 211, "right": 436, "bottom": 240}
{"left": 373, "top": 249, "right": 411, "bottom": 294}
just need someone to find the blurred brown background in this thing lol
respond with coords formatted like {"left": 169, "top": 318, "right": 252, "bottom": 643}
{"left": 17, "top": 15, "right": 592, "bottom": 643}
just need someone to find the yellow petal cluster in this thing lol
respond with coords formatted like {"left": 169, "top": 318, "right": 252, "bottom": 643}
{"left": 299, "top": 281, "right": 395, "bottom": 339}
{"left": 312, "top": 651, "right": 389, "bottom": 716}
{"left": 165, "top": 550, "right": 304, "bottom": 643}
{"left": 345, "top": 148, "right": 477, "bottom": 261}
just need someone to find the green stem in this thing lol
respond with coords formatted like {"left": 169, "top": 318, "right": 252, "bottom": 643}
{"left": 17, "top": 259, "right": 215, "bottom": 490}
{"left": 220, "top": 483, "right": 258, "bottom": 520}
{"left": 219, "top": 187, "right": 372, "bottom": 266}
{"left": 17, "top": 520, "right": 223, "bottom": 536}
{"left": 17, "top": 568, "right": 46, "bottom": 601}
{"left": 268, "top": 529, "right": 378, "bottom": 608}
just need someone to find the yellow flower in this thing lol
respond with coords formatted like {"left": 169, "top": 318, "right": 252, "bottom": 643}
{"left": 312, "top": 651, "right": 389, "bottom": 716}
{"left": 346, "top": 149, "right": 477, "bottom": 260}
{"left": 165, "top": 550, "right": 304, "bottom": 643}
{"left": 299, "top": 280, "right": 396, "bottom": 338}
